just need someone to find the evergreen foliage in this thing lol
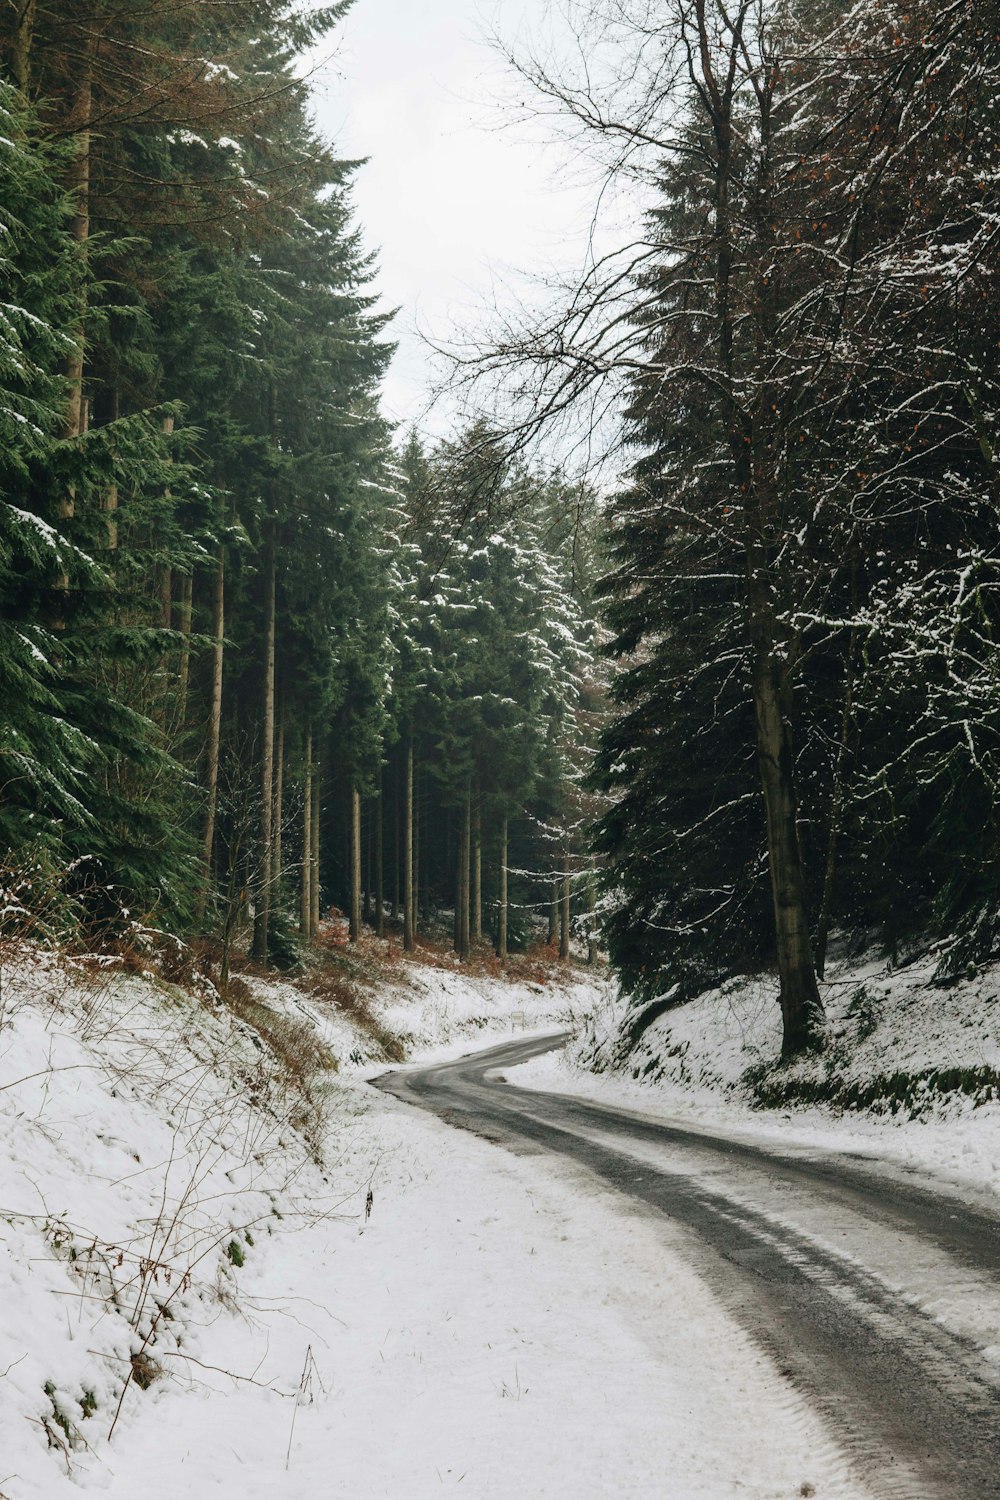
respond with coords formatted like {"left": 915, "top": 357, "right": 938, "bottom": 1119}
{"left": 584, "top": 0, "right": 1000, "bottom": 1041}
{"left": 0, "top": 8, "right": 601, "bottom": 963}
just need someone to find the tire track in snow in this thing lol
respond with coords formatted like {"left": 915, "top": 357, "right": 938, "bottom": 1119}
{"left": 377, "top": 1033, "right": 1000, "bottom": 1500}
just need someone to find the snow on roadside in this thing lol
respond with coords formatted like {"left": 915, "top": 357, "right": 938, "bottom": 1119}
{"left": 510, "top": 950, "right": 1000, "bottom": 1206}
{"left": 94, "top": 1077, "right": 872, "bottom": 1500}
{"left": 242, "top": 948, "right": 595, "bottom": 1067}
{"left": 366, "top": 961, "right": 594, "bottom": 1056}
{"left": 0, "top": 945, "right": 870, "bottom": 1498}
{"left": 0, "top": 947, "right": 350, "bottom": 1495}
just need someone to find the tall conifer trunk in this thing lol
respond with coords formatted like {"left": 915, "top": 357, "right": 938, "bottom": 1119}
{"left": 310, "top": 754, "right": 321, "bottom": 938}
{"left": 61, "top": 34, "right": 94, "bottom": 453}
{"left": 363, "top": 805, "right": 372, "bottom": 925}
{"left": 375, "top": 781, "right": 385, "bottom": 938}
{"left": 746, "top": 546, "right": 823, "bottom": 1053}
{"left": 102, "top": 387, "right": 119, "bottom": 549}
{"left": 350, "top": 784, "right": 362, "bottom": 942}
{"left": 177, "top": 574, "right": 193, "bottom": 721}
{"left": 454, "top": 788, "right": 471, "bottom": 960}
{"left": 587, "top": 877, "right": 598, "bottom": 966}
{"left": 52, "top": 35, "right": 94, "bottom": 608}
{"left": 559, "top": 866, "right": 571, "bottom": 961}
{"left": 401, "top": 735, "right": 413, "bottom": 948}
{"left": 471, "top": 790, "right": 482, "bottom": 943}
{"left": 197, "top": 546, "right": 225, "bottom": 924}
{"left": 272, "top": 685, "right": 285, "bottom": 893}
{"left": 497, "top": 816, "right": 508, "bottom": 959}
{"left": 300, "top": 728, "right": 313, "bottom": 935}
{"left": 158, "top": 414, "right": 175, "bottom": 628}
{"left": 10, "top": 0, "right": 37, "bottom": 91}
{"left": 252, "top": 538, "right": 276, "bottom": 961}
{"left": 412, "top": 772, "right": 420, "bottom": 937}
{"left": 391, "top": 759, "right": 400, "bottom": 925}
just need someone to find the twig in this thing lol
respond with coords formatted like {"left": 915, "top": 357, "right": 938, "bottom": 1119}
{"left": 157, "top": 1350, "right": 292, "bottom": 1393}
{"left": 285, "top": 1344, "right": 318, "bottom": 1471}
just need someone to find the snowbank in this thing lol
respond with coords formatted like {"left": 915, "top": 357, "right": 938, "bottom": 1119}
{"left": 511, "top": 948, "right": 1000, "bottom": 1203}
{"left": 241, "top": 949, "right": 594, "bottom": 1066}
{"left": 0, "top": 941, "right": 600, "bottom": 1496}
{"left": 0, "top": 945, "right": 353, "bottom": 1491}
{"left": 0, "top": 942, "right": 875, "bottom": 1498}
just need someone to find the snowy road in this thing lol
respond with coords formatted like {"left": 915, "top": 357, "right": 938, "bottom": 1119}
{"left": 377, "top": 1033, "right": 1000, "bottom": 1500}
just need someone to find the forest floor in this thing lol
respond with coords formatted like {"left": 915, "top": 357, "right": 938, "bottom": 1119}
{"left": 2, "top": 927, "right": 996, "bottom": 1498}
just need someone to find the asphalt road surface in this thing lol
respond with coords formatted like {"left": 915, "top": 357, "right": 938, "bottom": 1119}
{"left": 375, "top": 1033, "right": 1000, "bottom": 1500}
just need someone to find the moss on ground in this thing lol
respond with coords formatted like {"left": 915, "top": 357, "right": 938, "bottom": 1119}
{"left": 742, "top": 1061, "right": 1000, "bottom": 1117}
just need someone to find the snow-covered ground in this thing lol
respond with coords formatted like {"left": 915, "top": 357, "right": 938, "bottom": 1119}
{"left": 511, "top": 948, "right": 1000, "bottom": 1210}
{"left": 252, "top": 950, "right": 596, "bottom": 1068}
{"left": 0, "top": 942, "right": 872, "bottom": 1498}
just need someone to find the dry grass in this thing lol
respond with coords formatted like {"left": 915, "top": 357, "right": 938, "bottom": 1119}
{"left": 315, "top": 915, "right": 572, "bottom": 988}
{"left": 296, "top": 923, "right": 590, "bottom": 1065}
{"left": 385, "top": 930, "right": 570, "bottom": 988}
{"left": 308, "top": 972, "right": 406, "bottom": 1063}
{"left": 219, "top": 973, "right": 338, "bottom": 1140}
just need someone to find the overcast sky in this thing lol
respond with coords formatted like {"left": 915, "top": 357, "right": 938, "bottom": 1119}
{"left": 309, "top": 1, "right": 600, "bottom": 436}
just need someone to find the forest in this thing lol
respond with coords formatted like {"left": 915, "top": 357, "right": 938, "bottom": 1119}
{"left": 2, "top": 0, "right": 1000, "bottom": 1063}
{"left": 0, "top": 1, "right": 603, "bottom": 988}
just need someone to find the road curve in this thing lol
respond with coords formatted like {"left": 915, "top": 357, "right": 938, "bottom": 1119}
{"left": 375, "top": 1032, "right": 1000, "bottom": 1500}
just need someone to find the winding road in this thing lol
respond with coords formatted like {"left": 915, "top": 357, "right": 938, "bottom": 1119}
{"left": 376, "top": 1032, "right": 1000, "bottom": 1500}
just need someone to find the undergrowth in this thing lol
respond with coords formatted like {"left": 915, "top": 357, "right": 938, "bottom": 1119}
{"left": 220, "top": 974, "right": 338, "bottom": 1143}
{"left": 306, "top": 970, "right": 406, "bottom": 1063}
{"left": 742, "top": 1060, "right": 1000, "bottom": 1117}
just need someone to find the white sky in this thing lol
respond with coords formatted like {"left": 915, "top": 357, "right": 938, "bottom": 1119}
{"left": 309, "top": 1, "right": 604, "bottom": 437}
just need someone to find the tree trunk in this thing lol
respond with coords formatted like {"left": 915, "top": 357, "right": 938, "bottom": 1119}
{"left": 497, "top": 816, "right": 508, "bottom": 959}
{"left": 52, "top": 33, "right": 94, "bottom": 610}
{"left": 220, "top": 835, "right": 242, "bottom": 994}
{"left": 692, "top": 11, "right": 820, "bottom": 1058}
{"left": 102, "top": 479, "right": 119, "bottom": 550}
{"left": 101, "top": 388, "right": 119, "bottom": 550}
{"left": 748, "top": 598, "right": 824, "bottom": 1055}
{"left": 391, "top": 760, "right": 400, "bottom": 926}
{"left": 62, "top": 54, "right": 93, "bottom": 450}
{"left": 453, "top": 811, "right": 461, "bottom": 955}
{"left": 559, "top": 865, "right": 571, "bottom": 961}
{"left": 454, "top": 788, "right": 471, "bottom": 960}
{"left": 177, "top": 572, "right": 193, "bottom": 721}
{"left": 300, "top": 728, "right": 312, "bottom": 936}
{"left": 815, "top": 630, "right": 858, "bottom": 980}
{"left": 412, "top": 772, "right": 420, "bottom": 937}
{"left": 587, "top": 876, "right": 598, "bottom": 965}
{"left": 10, "top": 0, "right": 37, "bottom": 92}
{"left": 251, "top": 540, "right": 276, "bottom": 961}
{"left": 403, "top": 740, "right": 414, "bottom": 953}
{"left": 158, "top": 413, "right": 176, "bottom": 629}
{"left": 547, "top": 882, "right": 558, "bottom": 946}
{"left": 272, "top": 684, "right": 285, "bottom": 895}
{"left": 196, "top": 546, "right": 225, "bottom": 925}
{"left": 350, "top": 784, "right": 362, "bottom": 941}
{"left": 159, "top": 570, "right": 172, "bottom": 629}
{"left": 471, "top": 791, "right": 482, "bottom": 944}
{"left": 375, "top": 779, "right": 385, "bottom": 938}
{"left": 310, "top": 754, "right": 321, "bottom": 939}
{"left": 363, "top": 801, "right": 372, "bottom": 925}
